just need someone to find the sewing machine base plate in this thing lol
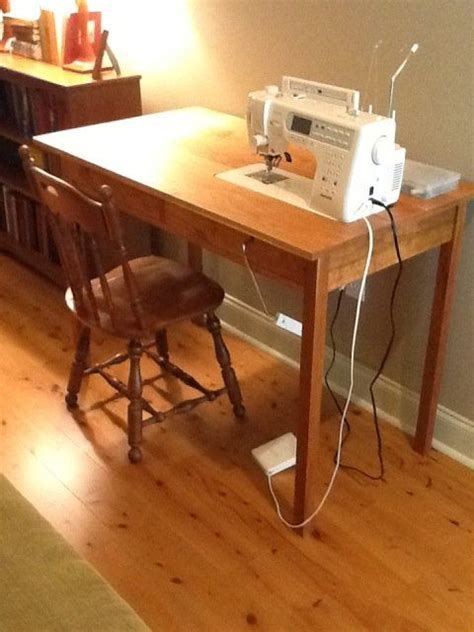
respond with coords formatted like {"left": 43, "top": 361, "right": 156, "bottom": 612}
{"left": 217, "top": 164, "right": 335, "bottom": 220}
{"left": 247, "top": 169, "right": 289, "bottom": 185}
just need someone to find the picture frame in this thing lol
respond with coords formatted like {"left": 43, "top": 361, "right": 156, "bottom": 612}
{"left": 63, "top": 10, "right": 101, "bottom": 71}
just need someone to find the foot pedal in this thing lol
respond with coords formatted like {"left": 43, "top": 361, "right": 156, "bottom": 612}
{"left": 251, "top": 432, "right": 297, "bottom": 476}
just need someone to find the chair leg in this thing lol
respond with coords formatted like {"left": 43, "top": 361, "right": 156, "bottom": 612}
{"left": 155, "top": 329, "right": 169, "bottom": 361}
{"left": 65, "top": 325, "right": 90, "bottom": 409}
{"left": 206, "top": 312, "right": 245, "bottom": 419}
{"left": 127, "top": 338, "right": 144, "bottom": 464}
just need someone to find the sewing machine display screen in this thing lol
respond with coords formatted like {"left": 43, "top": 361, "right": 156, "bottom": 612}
{"left": 291, "top": 115, "right": 312, "bottom": 136}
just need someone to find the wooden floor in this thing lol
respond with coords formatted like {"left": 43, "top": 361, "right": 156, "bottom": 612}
{"left": 0, "top": 254, "right": 472, "bottom": 632}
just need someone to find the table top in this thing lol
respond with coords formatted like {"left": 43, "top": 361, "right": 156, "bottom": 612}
{"left": 34, "top": 107, "right": 474, "bottom": 261}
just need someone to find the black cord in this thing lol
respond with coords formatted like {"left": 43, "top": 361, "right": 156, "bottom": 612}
{"left": 324, "top": 288, "right": 352, "bottom": 449}
{"left": 363, "top": 200, "right": 403, "bottom": 480}
{"left": 325, "top": 201, "right": 403, "bottom": 481}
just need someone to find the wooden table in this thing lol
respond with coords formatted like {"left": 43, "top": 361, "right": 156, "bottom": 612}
{"left": 34, "top": 107, "right": 473, "bottom": 533}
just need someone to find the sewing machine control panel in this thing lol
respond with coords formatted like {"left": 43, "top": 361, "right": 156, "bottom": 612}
{"left": 287, "top": 113, "right": 354, "bottom": 151}
{"left": 319, "top": 148, "right": 347, "bottom": 198}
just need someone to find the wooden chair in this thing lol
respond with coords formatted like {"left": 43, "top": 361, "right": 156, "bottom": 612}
{"left": 20, "top": 145, "right": 244, "bottom": 463}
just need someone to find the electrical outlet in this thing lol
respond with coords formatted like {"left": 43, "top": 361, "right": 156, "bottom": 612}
{"left": 275, "top": 312, "right": 302, "bottom": 337}
{"left": 345, "top": 280, "right": 366, "bottom": 301}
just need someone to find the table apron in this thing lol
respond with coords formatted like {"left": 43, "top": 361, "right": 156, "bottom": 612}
{"left": 60, "top": 157, "right": 308, "bottom": 287}
{"left": 60, "top": 158, "right": 458, "bottom": 293}
{"left": 328, "top": 207, "right": 457, "bottom": 291}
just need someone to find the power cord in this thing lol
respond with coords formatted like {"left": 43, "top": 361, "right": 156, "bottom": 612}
{"left": 324, "top": 287, "right": 352, "bottom": 448}
{"left": 245, "top": 201, "right": 403, "bottom": 523}
{"left": 242, "top": 238, "right": 271, "bottom": 316}
{"left": 324, "top": 200, "right": 403, "bottom": 481}
{"left": 268, "top": 215, "right": 374, "bottom": 528}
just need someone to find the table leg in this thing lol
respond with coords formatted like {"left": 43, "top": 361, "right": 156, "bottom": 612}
{"left": 414, "top": 203, "right": 467, "bottom": 454}
{"left": 293, "top": 256, "right": 329, "bottom": 534}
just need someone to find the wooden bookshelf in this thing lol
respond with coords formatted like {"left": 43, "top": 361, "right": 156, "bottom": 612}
{"left": 0, "top": 53, "right": 142, "bottom": 285}
{"left": 0, "top": 161, "right": 36, "bottom": 199}
{"left": 0, "top": 231, "right": 60, "bottom": 284}
{"left": 0, "top": 119, "right": 28, "bottom": 144}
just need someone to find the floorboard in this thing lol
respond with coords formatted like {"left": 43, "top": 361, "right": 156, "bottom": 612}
{"left": 0, "top": 254, "right": 472, "bottom": 632}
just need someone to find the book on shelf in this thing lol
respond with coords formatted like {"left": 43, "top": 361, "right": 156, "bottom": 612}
{"left": 30, "top": 89, "right": 57, "bottom": 135}
{"left": 11, "top": 39, "right": 42, "bottom": 60}
{"left": 16, "top": 193, "right": 28, "bottom": 246}
{"left": 3, "top": 16, "right": 42, "bottom": 60}
{"left": 38, "top": 10, "right": 59, "bottom": 65}
{"left": 2, "top": 186, "right": 19, "bottom": 242}
{"left": 0, "top": 184, "right": 7, "bottom": 233}
{"left": 11, "top": 24, "right": 41, "bottom": 44}
{"left": 1, "top": 184, "right": 42, "bottom": 253}
{"left": 0, "top": 81, "right": 58, "bottom": 137}
{"left": 2, "top": 17, "right": 38, "bottom": 30}
{"left": 0, "top": 81, "right": 8, "bottom": 119}
{"left": 17, "top": 194, "right": 39, "bottom": 250}
{"left": 0, "top": 189, "right": 5, "bottom": 233}
{"left": 1, "top": 83, "right": 34, "bottom": 137}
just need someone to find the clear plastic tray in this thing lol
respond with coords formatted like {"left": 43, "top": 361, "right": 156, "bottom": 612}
{"left": 402, "top": 159, "right": 460, "bottom": 199}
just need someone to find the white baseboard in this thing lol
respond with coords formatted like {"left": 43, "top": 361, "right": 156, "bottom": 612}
{"left": 218, "top": 295, "right": 474, "bottom": 469}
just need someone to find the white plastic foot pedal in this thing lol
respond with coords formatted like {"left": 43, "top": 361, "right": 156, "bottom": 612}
{"left": 251, "top": 432, "right": 297, "bottom": 476}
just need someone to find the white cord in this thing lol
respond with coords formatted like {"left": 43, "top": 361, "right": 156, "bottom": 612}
{"left": 268, "top": 216, "right": 374, "bottom": 529}
{"left": 242, "top": 239, "right": 271, "bottom": 317}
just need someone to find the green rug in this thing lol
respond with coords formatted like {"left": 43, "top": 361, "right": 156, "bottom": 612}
{"left": 0, "top": 475, "right": 150, "bottom": 631}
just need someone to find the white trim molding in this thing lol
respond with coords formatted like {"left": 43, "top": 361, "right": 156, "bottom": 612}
{"left": 218, "top": 294, "right": 474, "bottom": 469}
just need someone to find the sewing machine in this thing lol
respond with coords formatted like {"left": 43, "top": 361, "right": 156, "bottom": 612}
{"left": 218, "top": 76, "right": 406, "bottom": 222}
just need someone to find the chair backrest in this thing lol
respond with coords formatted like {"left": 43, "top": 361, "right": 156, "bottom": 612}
{"left": 20, "top": 145, "right": 145, "bottom": 332}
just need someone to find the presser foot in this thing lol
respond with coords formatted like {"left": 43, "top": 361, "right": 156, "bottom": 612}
{"left": 248, "top": 169, "right": 289, "bottom": 185}
{"left": 248, "top": 152, "right": 292, "bottom": 184}
{"left": 248, "top": 154, "right": 287, "bottom": 184}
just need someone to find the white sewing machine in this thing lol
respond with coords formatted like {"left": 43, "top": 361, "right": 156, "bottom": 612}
{"left": 218, "top": 76, "right": 406, "bottom": 222}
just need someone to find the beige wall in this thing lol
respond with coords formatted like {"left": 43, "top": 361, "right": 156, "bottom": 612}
{"left": 105, "top": 0, "right": 473, "bottom": 420}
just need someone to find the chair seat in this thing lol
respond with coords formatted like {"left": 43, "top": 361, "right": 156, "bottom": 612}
{"left": 66, "top": 256, "right": 224, "bottom": 338}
